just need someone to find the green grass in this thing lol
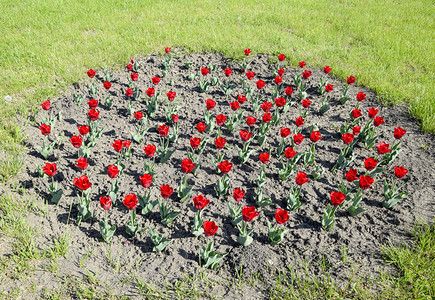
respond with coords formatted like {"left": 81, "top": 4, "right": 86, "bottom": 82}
{"left": 0, "top": 0, "right": 434, "bottom": 298}
{"left": 1, "top": 0, "right": 434, "bottom": 128}
{"left": 378, "top": 221, "right": 435, "bottom": 298}
{"left": 0, "top": 191, "right": 70, "bottom": 280}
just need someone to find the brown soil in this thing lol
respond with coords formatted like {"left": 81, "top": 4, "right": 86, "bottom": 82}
{"left": 9, "top": 52, "right": 435, "bottom": 298}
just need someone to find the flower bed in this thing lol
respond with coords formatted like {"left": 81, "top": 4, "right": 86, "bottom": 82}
{"left": 24, "top": 51, "right": 434, "bottom": 287}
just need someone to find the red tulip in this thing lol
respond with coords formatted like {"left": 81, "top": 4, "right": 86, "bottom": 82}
{"left": 347, "top": 76, "right": 356, "bottom": 85}
{"left": 216, "top": 114, "right": 227, "bottom": 126}
{"left": 87, "top": 69, "right": 96, "bottom": 78}
{"left": 146, "top": 88, "right": 155, "bottom": 97}
{"left": 196, "top": 122, "right": 207, "bottom": 133}
{"left": 330, "top": 191, "right": 346, "bottom": 206}
{"left": 233, "top": 188, "right": 245, "bottom": 202}
{"left": 293, "top": 133, "right": 304, "bottom": 145}
{"left": 237, "top": 95, "right": 247, "bottom": 104}
{"left": 359, "top": 175, "right": 374, "bottom": 189}
{"left": 123, "top": 140, "right": 131, "bottom": 148}
{"left": 78, "top": 125, "right": 90, "bottom": 136}
{"left": 87, "top": 99, "right": 98, "bottom": 109}
{"left": 283, "top": 147, "right": 297, "bottom": 159}
{"left": 246, "top": 116, "right": 257, "bottom": 127}
{"left": 158, "top": 124, "right": 169, "bottom": 137}
{"left": 139, "top": 174, "right": 153, "bottom": 188}
{"left": 217, "top": 161, "right": 233, "bottom": 174}
{"left": 39, "top": 124, "right": 51, "bottom": 136}
{"left": 342, "top": 133, "right": 354, "bottom": 144}
{"left": 215, "top": 137, "right": 226, "bottom": 149}
{"left": 352, "top": 126, "right": 361, "bottom": 135}
{"left": 70, "top": 135, "right": 83, "bottom": 148}
{"left": 152, "top": 76, "right": 160, "bottom": 85}
{"left": 190, "top": 137, "right": 201, "bottom": 149}
{"left": 325, "top": 84, "right": 334, "bottom": 93}
{"left": 134, "top": 111, "right": 143, "bottom": 120}
{"left": 285, "top": 86, "right": 294, "bottom": 96}
{"left": 356, "top": 92, "right": 366, "bottom": 101}
{"left": 126, "top": 88, "right": 133, "bottom": 97}
{"left": 364, "top": 157, "right": 378, "bottom": 171}
{"left": 262, "top": 112, "right": 272, "bottom": 123}
{"left": 107, "top": 165, "right": 119, "bottom": 178}
{"left": 278, "top": 68, "right": 285, "bottom": 76}
{"left": 201, "top": 67, "right": 210, "bottom": 76}
{"left": 280, "top": 127, "right": 291, "bottom": 138}
{"left": 239, "top": 130, "right": 252, "bottom": 142}
{"left": 275, "top": 208, "right": 289, "bottom": 224}
{"left": 374, "top": 116, "right": 385, "bottom": 127}
{"left": 193, "top": 194, "right": 210, "bottom": 210}
{"left": 256, "top": 80, "right": 265, "bottom": 89}
{"left": 224, "top": 68, "right": 232, "bottom": 77}
{"left": 295, "top": 116, "right": 304, "bottom": 127}
{"left": 205, "top": 99, "right": 216, "bottom": 110}
{"left": 324, "top": 66, "right": 332, "bottom": 74}
{"left": 122, "top": 140, "right": 131, "bottom": 148}
{"left": 302, "top": 70, "right": 312, "bottom": 79}
{"left": 128, "top": 73, "right": 138, "bottom": 81}
{"left": 103, "top": 81, "right": 111, "bottom": 89}
{"left": 126, "top": 64, "right": 133, "bottom": 71}
{"left": 246, "top": 71, "right": 255, "bottom": 80}
{"left": 368, "top": 107, "right": 379, "bottom": 118}
{"left": 394, "top": 127, "right": 406, "bottom": 139}
{"left": 181, "top": 158, "right": 196, "bottom": 173}
{"left": 352, "top": 108, "right": 362, "bottom": 119}
{"left": 165, "top": 47, "right": 171, "bottom": 53}
{"left": 88, "top": 109, "right": 99, "bottom": 121}
{"left": 244, "top": 48, "right": 251, "bottom": 56}
{"left": 160, "top": 184, "right": 173, "bottom": 199}
{"left": 166, "top": 91, "right": 176, "bottom": 102}
{"left": 41, "top": 100, "right": 51, "bottom": 110}
{"left": 310, "top": 131, "right": 322, "bottom": 143}
{"left": 299, "top": 61, "right": 306, "bottom": 68}
{"left": 295, "top": 172, "right": 309, "bottom": 185}
{"left": 75, "top": 157, "right": 88, "bottom": 170}
{"left": 143, "top": 144, "right": 156, "bottom": 157}
{"left": 377, "top": 142, "right": 391, "bottom": 154}
{"left": 242, "top": 206, "right": 259, "bottom": 222}
{"left": 302, "top": 99, "right": 311, "bottom": 108}
{"left": 112, "top": 140, "right": 123, "bottom": 152}
{"left": 275, "top": 97, "right": 286, "bottom": 108}
{"left": 73, "top": 175, "right": 92, "bottom": 191}
{"left": 394, "top": 166, "right": 408, "bottom": 179}
{"left": 123, "top": 193, "right": 138, "bottom": 210}
{"left": 100, "top": 196, "right": 112, "bottom": 210}
{"left": 258, "top": 152, "right": 270, "bottom": 164}
{"left": 230, "top": 101, "right": 240, "bottom": 111}
{"left": 275, "top": 76, "right": 282, "bottom": 85}
{"left": 278, "top": 54, "right": 286, "bottom": 61}
{"left": 42, "top": 163, "right": 57, "bottom": 177}
{"left": 203, "top": 221, "right": 218, "bottom": 236}
{"left": 261, "top": 101, "right": 273, "bottom": 112}
{"left": 345, "top": 169, "right": 358, "bottom": 182}
{"left": 170, "top": 114, "right": 178, "bottom": 124}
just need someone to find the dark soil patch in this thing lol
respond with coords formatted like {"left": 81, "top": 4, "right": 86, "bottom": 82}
{"left": 16, "top": 52, "right": 435, "bottom": 297}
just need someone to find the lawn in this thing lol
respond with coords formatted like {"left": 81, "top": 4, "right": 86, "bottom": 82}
{"left": 0, "top": 0, "right": 434, "bottom": 298}
{"left": 1, "top": 0, "right": 434, "bottom": 128}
